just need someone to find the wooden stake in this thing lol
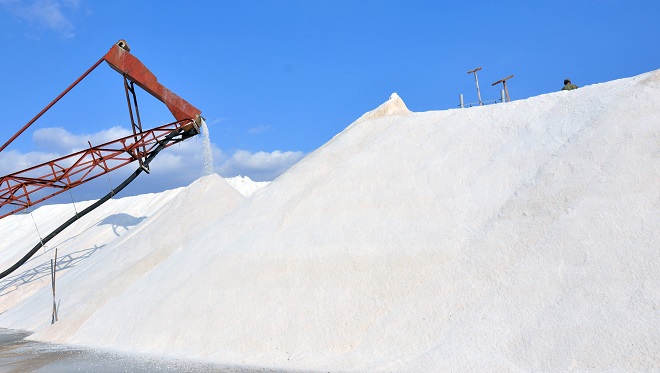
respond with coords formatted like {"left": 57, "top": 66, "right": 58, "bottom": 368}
{"left": 467, "top": 67, "right": 483, "bottom": 106}
{"left": 51, "top": 248, "right": 58, "bottom": 324}
{"left": 492, "top": 75, "right": 514, "bottom": 102}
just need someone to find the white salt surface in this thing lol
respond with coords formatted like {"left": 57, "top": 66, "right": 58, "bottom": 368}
{"left": 0, "top": 174, "right": 244, "bottom": 333}
{"left": 1, "top": 71, "right": 659, "bottom": 372}
{"left": 0, "top": 189, "right": 182, "bottom": 316}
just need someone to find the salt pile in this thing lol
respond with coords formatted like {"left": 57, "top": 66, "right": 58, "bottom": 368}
{"left": 1, "top": 70, "right": 659, "bottom": 372}
{"left": 0, "top": 189, "right": 182, "bottom": 315}
{"left": 0, "top": 174, "right": 244, "bottom": 333}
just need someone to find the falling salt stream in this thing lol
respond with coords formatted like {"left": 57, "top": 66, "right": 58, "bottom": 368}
{"left": 200, "top": 119, "right": 214, "bottom": 175}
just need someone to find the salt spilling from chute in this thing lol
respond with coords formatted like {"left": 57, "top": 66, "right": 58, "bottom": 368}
{"left": 200, "top": 118, "right": 214, "bottom": 175}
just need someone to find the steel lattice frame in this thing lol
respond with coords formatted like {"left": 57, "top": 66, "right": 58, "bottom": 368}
{"left": 0, "top": 40, "right": 202, "bottom": 219}
{"left": 0, "top": 119, "right": 196, "bottom": 219}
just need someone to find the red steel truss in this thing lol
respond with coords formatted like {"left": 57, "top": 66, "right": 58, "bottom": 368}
{"left": 0, "top": 40, "right": 203, "bottom": 219}
{"left": 0, "top": 119, "right": 197, "bottom": 219}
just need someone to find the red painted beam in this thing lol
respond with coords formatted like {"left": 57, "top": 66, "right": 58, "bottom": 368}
{"left": 2, "top": 40, "right": 202, "bottom": 154}
{"left": 102, "top": 43, "right": 201, "bottom": 124}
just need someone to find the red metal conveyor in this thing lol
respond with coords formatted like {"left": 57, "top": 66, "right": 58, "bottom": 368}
{"left": 0, "top": 40, "right": 203, "bottom": 219}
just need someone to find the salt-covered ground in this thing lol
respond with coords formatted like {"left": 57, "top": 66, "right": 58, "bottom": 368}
{"left": 1, "top": 70, "right": 659, "bottom": 372}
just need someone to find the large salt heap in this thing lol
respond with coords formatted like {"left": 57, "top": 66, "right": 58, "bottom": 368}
{"left": 1, "top": 71, "right": 659, "bottom": 372}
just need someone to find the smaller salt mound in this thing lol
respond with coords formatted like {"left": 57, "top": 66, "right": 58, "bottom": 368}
{"left": 354, "top": 92, "right": 410, "bottom": 123}
{"left": 1, "top": 173, "right": 245, "bottom": 333}
{"left": 0, "top": 189, "right": 181, "bottom": 315}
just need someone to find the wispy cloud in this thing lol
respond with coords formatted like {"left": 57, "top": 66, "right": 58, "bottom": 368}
{"left": 247, "top": 124, "right": 272, "bottom": 134}
{"left": 0, "top": 148, "right": 61, "bottom": 176}
{"left": 1, "top": 0, "right": 80, "bottom": 38}
{"left": 33, "top": 126, "right": 132, "bottom": 153}
{"left": 206, "top": 117, "right": 229, "bottom": 125}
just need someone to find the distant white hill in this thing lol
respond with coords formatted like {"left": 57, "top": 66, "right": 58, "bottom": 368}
{"left": 0, "top": 70, "right": 658, "bottom": 372}
{"left": 223, "top": 175, "right": 270, "bottom": 197}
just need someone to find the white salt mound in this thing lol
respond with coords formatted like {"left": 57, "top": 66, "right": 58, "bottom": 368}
{"left": 0, "top": 174, "right": 245, "bottom": 333}
{"left": 0, "top": 188, "right": 182, "bottom": 316}
{"left": 2, "top": 71, "right": 659, "bottom": 372}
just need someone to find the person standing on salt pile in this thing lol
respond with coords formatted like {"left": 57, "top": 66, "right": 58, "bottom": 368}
{"left": 562, "top": 78, "right": 579, "bottom": 90}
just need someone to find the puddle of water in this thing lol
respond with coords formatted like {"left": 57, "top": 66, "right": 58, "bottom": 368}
{"left": 0, "top": 329, "right": 285, "bottom": 373}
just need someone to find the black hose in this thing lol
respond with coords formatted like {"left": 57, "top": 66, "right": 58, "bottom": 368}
{"left": 0, "top": 129, "right": 184, "bottom": 280}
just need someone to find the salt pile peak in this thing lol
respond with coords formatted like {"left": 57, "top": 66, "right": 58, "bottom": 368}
{"left": 354, "top": 92, "right": 410, "bottom": 123}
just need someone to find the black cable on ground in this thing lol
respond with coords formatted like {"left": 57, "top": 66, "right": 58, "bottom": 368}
{"left": 0, "top": 129, "right": 185, "bottom": 280}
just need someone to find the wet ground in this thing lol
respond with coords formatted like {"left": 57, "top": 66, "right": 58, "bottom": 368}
{"left": 0, "top": 329, "right": 284, "bottom": 373}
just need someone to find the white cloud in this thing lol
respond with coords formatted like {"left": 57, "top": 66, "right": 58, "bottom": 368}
{"left": 218, "top": 149, "right": 305, "bottom": 182}
{"left": 2, "top": 0, "right": 79, "bottom": 38}
{"left": 2, "top": 126, "right": 304, "bottom": 199}
{"left": 33, "top": 126, "right": 132, "bottom": 153}
{"left": 0, "top": 149, "right": 60, "bottom": 175}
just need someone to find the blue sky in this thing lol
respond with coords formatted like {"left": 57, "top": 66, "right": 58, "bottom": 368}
{"left": 0, "top": 0, "right": 658, "bottom": 203}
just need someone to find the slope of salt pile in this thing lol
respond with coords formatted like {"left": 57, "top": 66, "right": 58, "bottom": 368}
{"left": 0, "top": 173, "right": 245, "bottom": 333}
{"left": 0, "top": 188, "right": 181, "bottom": 315}
{"left": 14, "top": 71, "right": 660, "bottom": 372}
